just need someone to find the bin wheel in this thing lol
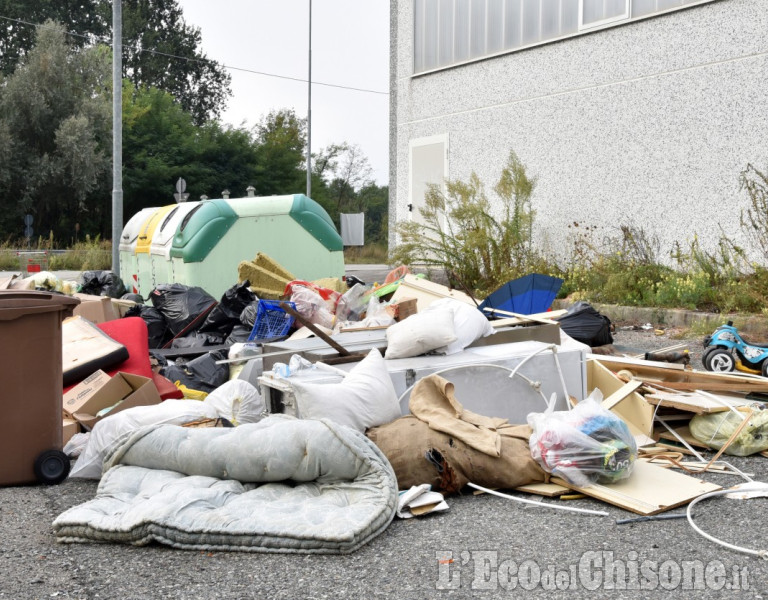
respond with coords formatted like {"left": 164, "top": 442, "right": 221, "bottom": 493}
{"left": 33, "top": 450, "right": 70, "bottom": 485}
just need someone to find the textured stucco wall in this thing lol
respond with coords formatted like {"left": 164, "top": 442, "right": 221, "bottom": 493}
{"left": 389, "top": 0, "right": 768, "bottom": 265}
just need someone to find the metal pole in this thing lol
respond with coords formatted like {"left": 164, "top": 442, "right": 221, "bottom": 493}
{"left": 306, "top": 0, "right": 312, "bottom": 199}
{"left": 112, "top": 0, "right": 123, "bottom": 274}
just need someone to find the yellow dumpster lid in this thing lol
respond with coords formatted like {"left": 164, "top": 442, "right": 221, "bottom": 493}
{"left": 135, "top": 205, "right": 177, "bottom": 254}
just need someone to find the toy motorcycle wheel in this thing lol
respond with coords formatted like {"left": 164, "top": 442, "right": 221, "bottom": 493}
{"left": 703, "top": 348, "right": 735, "bottom": 372}
{"left": 701, "top": 346, "right": 720, "bottom": 369}
{"left": 762, "top": 361, "right": 768, "bottom": 378}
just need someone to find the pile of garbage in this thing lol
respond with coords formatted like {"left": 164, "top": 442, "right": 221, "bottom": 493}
{"left": 3, "top": 259, "right": 767, "bottom": 559}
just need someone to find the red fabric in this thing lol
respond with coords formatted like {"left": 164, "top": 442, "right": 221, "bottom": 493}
{"left": 63, "top": 317, "right": 183, "bottom": 400}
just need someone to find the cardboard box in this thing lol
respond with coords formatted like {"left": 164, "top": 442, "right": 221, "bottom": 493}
{"left": 62, "top": 418, "right": 79, "bottom": 446}
{"left": 110, "top": 298, "right": 138, "bottom": 318}
{"left": 63, "top": 370, "right": 161, "bottom": 428}
{"left": 72, "top": 293, "right": 117, "bottom": 323}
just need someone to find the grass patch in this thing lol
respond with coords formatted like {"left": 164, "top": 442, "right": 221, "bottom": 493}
{"left": 344, "top": 243, "right": 388, "bottom": 264}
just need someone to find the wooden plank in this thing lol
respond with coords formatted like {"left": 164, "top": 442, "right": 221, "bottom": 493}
{"left": 645, "top": 391, "right": 752, "bottom": 414}
{"left": 489, "top": 310, "right": 567, "bottom": 328}
{"left": 656, "top": 425, "right": 712, "bottom": 449}
{"left": 513, "top": 482, "right": 569, "bottom": 497}
{"left": 593, "top": 356, "right": 768, "bottom": 392}
{"left": 602, "top": 380, "right": 643, "bottom": 411}
{"left": 552, "top": 460, "right": 721, "bottom": 515}
{"left": 390, "top": 274, "right": 476, "bottom": 311}
{"left": 482, "top": 306, "right": 560, "bottom": 326}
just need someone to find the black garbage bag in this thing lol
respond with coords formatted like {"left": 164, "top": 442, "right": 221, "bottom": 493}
{"left": 226, "top": 324, "right": 253, "bottom": 345}
{"left": 150, "top": 283, "right": 217, "bottom": 337}
{"left": 239, "top": 301, "right": 259, "bottom": 328}
{"left": 170, "top": 331, "right": 226, "bottom": 349}
{"left": 125, "top": 304, "right": 170, "bottom": 349}
{"left": 79, "top": 271, "right": 128, "bottom": 298}
{"left": 199, "top": 281, "right": 256, "bottom": 337}
{"left": 161, "top": 350, "right": 229, "bottom": 393}
{"left": 556, "top": 301, "right": 613, "bottom": 347}
{"left": 121, "top": 292, "right": 144, "bottom": 304}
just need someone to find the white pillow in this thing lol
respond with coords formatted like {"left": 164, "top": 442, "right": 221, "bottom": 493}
{"left": 384, "top": 308, "right": 457, "bottom": 359}
{"left": 427, "top": 298, "right": 496, "bottom": 355}
{"left": 291, "top": 349, "right": 400, "bottom": 432}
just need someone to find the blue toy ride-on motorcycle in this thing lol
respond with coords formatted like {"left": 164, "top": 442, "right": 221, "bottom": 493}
{"left": 702, "top": 321, "right": 768, "bottom": 376}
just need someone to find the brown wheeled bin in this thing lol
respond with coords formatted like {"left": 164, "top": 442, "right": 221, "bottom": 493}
{"left": 0, "top": 290, "right": 79, "bottom": 485}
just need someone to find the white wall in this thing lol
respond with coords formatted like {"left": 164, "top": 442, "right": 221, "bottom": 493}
{"left": 390, "top": 0, "right": 768, "bottom": 265}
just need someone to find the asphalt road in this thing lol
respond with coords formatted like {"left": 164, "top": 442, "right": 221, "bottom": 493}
{"left": 2, "top": 267, "right": 767, "bottom": 598}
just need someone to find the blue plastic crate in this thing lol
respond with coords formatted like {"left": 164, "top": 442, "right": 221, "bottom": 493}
{"left": 247, "top": 300, "right": 296, "bottom": 341}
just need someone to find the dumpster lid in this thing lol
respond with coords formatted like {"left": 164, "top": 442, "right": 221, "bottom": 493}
{"left": 0, "top": 290, "right": 80, "bottom": 320}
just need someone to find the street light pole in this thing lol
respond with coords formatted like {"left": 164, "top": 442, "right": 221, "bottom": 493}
{"left": 306, "top": 0, "right": 312, "bottom": 199}
{"left": 112, "top": 0, "right": 123, "bottom": 274}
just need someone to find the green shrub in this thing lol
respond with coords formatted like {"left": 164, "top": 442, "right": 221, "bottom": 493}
{"left": 390, "top": 150, "right": 547, "bottom": 297}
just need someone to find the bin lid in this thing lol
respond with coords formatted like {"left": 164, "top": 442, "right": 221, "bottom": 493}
{"left": 0, "top": 290, "right": 80, "bottom": 321}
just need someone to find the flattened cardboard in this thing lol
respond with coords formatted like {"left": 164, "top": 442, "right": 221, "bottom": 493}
{"left": 63, "top": 370, "right": 160, "bottom": 428}
{"left": 552, "top": 460, "right": 721, "bottom": 515}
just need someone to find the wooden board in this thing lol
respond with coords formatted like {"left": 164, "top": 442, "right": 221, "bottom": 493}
{"left": 656, "top": 425, "right": 711, "bottom": 449}
{"left": 513, "top": 482, "right": 570, "bottom": 497}
{"left": 552, "top": 460, "right": 721, "bottom": 515}
{"left": 645, "top": 391, "right": 752, "bottom": 415}
{"left": 390, "top": 274, "right": 476, "bottom": 311}
{"left": 592, "top": 356, "right": 768, "bottom": 393}
{"left": 586, "top": 360, "right": 654, "bottom": 437}
{"left": 489, "top": 309, "right": 567, "bottom": 328}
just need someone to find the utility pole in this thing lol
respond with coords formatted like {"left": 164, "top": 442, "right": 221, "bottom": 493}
{"left": 306, "top": 0, "right": 312, "bottom": 199}
{"left": 112, "top": 0, "right": 123, "bottom": 274}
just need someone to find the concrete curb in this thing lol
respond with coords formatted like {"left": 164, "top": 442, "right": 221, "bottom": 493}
{"left": 552, "top": 300, "right": 768, "bottom": 335}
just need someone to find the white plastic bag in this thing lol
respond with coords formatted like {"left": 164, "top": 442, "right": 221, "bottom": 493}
{"left": 202, "top": 379, "right": 266, "bottom": 425}
{"left": 63, "top": 432, "right": 90, "bottom": 458}
{"left": 290, "top": 285, "right": 335, "bottom": 329}
{"left": 528, "top": 391, "right": 637, "bottom": 487}
{"left": 70, "top": 400, "right": 219, "bottom": 479}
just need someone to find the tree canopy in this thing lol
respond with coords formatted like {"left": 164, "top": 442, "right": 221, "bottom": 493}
{"left": 0, "top": 0, "right": 231, "bottom": 123}
{"left": 0, "top": 16, "right": 387, "bottom": 246}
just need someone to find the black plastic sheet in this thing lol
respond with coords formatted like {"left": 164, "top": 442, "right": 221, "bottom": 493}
{"left": 161, "top": 350, "right": 229, "bottom": 393}
{"left": 150, "top": 284, "right": 217, "bottom": 337}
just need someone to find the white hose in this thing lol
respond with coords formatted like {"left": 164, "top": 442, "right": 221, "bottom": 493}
{"left": 468, "top": 482, "right": 608, "bottom": 517}
{"left": 686, "top": 485, "right": 768, "bottom": 559}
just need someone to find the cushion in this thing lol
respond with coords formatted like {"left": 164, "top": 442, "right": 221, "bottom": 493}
{"left": 291, "top": 349, "right": 400, "bottom": 432}
{"left": 384, "top": 308, "right": 457, "bottom": 359}
{"left": 427, "top": 298, "right": 495, "bottom": 355}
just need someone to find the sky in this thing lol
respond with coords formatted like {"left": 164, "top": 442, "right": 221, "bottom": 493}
{"left": 176, "top": 1, "right": 391, "bottom": 185}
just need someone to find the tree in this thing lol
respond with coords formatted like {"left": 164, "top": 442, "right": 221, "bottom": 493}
{"left": 0, "top": 21, "right": 112, "bottom": 241}
{"left": 118, "top": 0, "right": 231, "bottom": 124}
{"left": 122, "top": 83, "right": 260, "bottom": 214}
{"left": 315, "top": 142, "right": 374, "bottom": 213}
{"left": 0, "top": 1, "right": 102, "bottom": 76}
{"left": 0, "top": 0, "right": 231, "bottom": 123}
{"left": 251, "top": 109, "right": 307, "bottom": 196}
